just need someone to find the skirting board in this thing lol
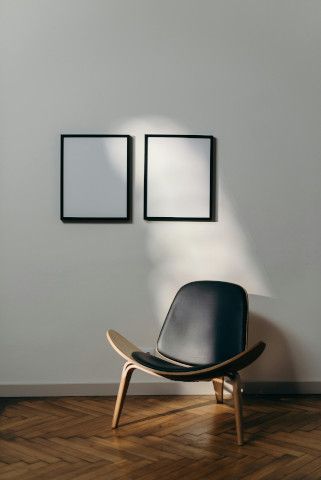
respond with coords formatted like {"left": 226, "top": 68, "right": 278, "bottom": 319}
{"left": 0, "top": 382, "right": 320, "bottom": 397}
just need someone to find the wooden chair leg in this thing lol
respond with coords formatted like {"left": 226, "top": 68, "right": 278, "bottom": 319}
{"left": 212, "top": 377, "right": 224, "bottom": 403}
{"left": 230, "top": 372, "right": 244, "bottom": 445}
{"left": 112, "top": 361, "right": 135, "bottom": 429}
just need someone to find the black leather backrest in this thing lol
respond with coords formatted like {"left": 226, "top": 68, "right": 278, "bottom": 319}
{"left": 157, "top": 281, "right": 248, "bottom": 366}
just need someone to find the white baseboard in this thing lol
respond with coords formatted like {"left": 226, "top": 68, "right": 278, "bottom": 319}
{"left": 244, "top": 382, "right": 321, "bottom": 394}
{"left": 0, "top": 382, "right": 213, "bottom": 397}
{"left": 0, "top": 382, "right": 320, "bottom": 397}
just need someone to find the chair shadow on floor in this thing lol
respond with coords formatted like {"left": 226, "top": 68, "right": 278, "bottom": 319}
{"left": 115, "top": 397, "right": 223, "bottom": 429}
{"left": 0, "top": 398, "right": 23, "bottom": 416}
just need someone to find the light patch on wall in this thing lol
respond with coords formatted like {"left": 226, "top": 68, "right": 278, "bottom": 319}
{"left": 109, "top": 116, "right": 272, "bottom": 323}
{"left": 103, "top": 137, "right": 128, "bottom": 182}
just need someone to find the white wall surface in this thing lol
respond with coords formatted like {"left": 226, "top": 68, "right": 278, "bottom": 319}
{"left": 0, "top": 0, "right": 321, "bottom": 391}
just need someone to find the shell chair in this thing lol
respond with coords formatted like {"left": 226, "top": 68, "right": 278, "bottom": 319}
{"left": 106, "top": 281, "right": 265, "bottom": 445}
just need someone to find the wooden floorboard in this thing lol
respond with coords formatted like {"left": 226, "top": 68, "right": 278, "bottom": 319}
{"left": 0, "top": 395, "right": 320, "bottom": 479}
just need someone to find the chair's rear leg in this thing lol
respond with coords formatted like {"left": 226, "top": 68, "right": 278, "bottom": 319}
{"left": 212, "top": 377, "right": 224, "bottom": 403}
{"left": 112, "top": 361, "right": 135, "bottom": 429}
{"left": 230, "top": 372, "right": 244, "bottom": 445}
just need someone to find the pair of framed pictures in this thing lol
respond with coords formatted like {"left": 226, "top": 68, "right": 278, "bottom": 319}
{"left": 61, "top": 134, "right": 216, "bottom": 222}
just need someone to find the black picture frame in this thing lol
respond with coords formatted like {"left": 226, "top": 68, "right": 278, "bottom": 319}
{"left": 144, "top": 134, "right": 216, "bottom": 221}
{"left": 61, "top": 134, "right": 132, "bottom": 223}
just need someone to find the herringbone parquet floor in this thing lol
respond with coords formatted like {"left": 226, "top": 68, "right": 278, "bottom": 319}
{"left": 0, "top": 395, "right": 320, "bottom": 479}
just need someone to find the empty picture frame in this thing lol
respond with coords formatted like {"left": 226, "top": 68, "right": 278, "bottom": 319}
{"left": 144, "top": 135, "right": 215, "bottom": 221}
{"left": 61, "top": 134, "right": 132, "bottom": 222}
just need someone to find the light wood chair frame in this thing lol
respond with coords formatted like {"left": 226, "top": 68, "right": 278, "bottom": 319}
{"left": 107, "top": 330, "right": 265, "bottom": 445}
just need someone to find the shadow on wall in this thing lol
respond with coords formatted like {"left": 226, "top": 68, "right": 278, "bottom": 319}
{"left": 243, "top": 295, "right": 296, "bottom": 383}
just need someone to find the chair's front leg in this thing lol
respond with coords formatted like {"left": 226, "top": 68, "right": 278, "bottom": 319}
{"left": 112, "top": 361, "right": 135, "bottom": 429}
{"left": 229, "top": 372, "right": 244, "bottom": 445}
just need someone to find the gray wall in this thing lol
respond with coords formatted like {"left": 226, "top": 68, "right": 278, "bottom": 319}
{"left": 1, "top": 0, "right": 321, "bottom": 391}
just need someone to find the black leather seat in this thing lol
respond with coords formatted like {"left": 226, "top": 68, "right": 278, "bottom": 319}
{"left": 132, "top": 351, "right": 214, "bottom": 372}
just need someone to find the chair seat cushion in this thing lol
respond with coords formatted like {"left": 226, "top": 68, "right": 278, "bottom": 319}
{"left": 132, "top": 351, "right": 214, "bottom": 373}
